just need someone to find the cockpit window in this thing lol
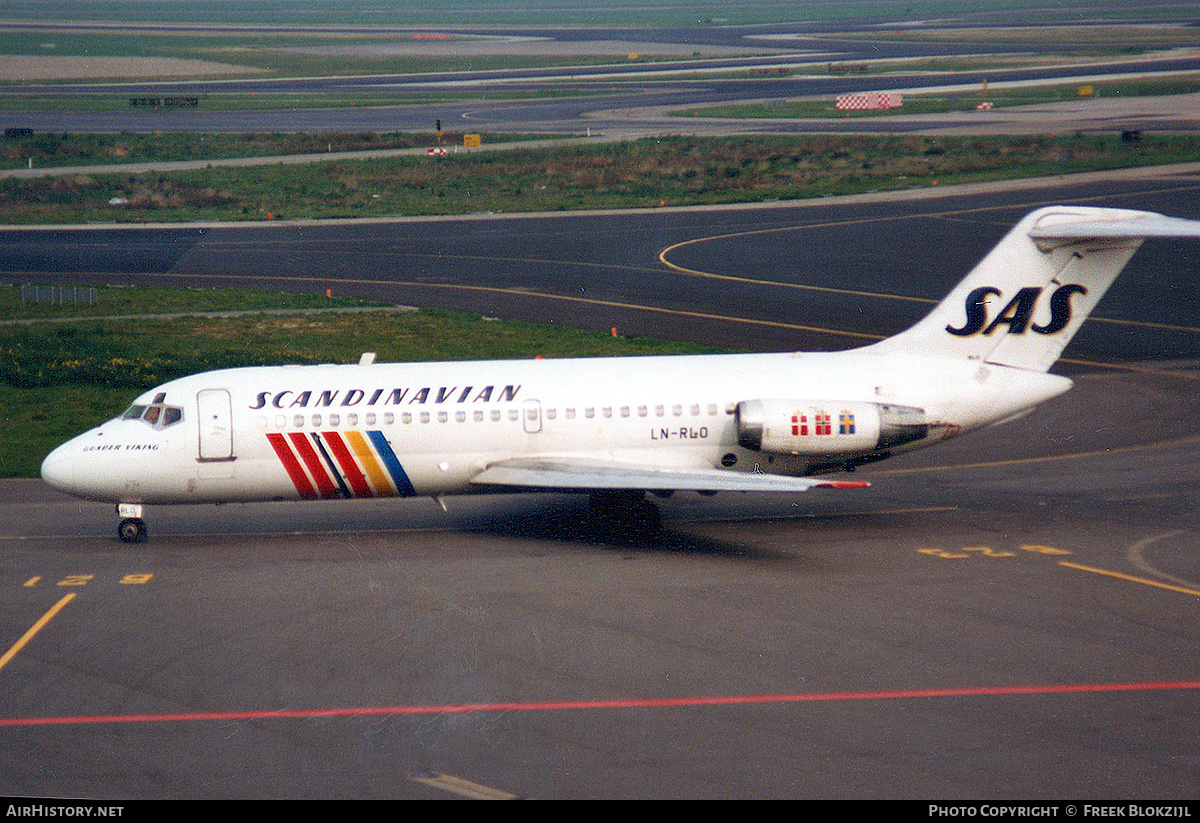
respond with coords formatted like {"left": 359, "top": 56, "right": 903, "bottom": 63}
{"left": 121, "top": 393, "right": 183, "bottom": 429}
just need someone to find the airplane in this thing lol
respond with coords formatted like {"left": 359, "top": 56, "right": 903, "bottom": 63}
{"left": 39, "top": 205, "right": 1200, "bottom": 543}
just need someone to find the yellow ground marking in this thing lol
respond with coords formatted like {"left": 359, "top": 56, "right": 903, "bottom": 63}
{"left": 0, "top": 592, "right": 76, "bottom": 673}
{"left": 657, "top": 199, "right": 1200, "bottom": 339}
{"left": 86, "top": 269, "right": 886, "bottom": 342}
{"left": 409, "top": 771, "right": 521, "bottom": 800}
{"left": 1058, "top": 561, "right": 1200, "bottom": 598}
{"left": 871, "top": 432, "right": 1200, "bottom": 476}
{"left": 1124, "top": 530, "right": 1200, "bottom": 593}
{"left": 1056, "top": 357, "right": 1200, "bottom": 382}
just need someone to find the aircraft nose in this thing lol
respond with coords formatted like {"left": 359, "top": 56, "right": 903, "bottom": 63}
{"left": 40, "top": 444, "right": 78, "bottom": 494}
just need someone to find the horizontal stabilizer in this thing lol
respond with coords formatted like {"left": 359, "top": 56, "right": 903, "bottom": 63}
{"left": 471, "top": 458, "right": 869, "bottom": 493}
{"left": 1028, "top": 211, "right": 1200, "bottom": 242}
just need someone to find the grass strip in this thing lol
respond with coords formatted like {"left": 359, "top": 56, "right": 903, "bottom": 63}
{"left": 0, "top": 131, "right": 555, "bottom": 172}
{"left": 3, "top": 134, "right": 1199, "bottom": 224}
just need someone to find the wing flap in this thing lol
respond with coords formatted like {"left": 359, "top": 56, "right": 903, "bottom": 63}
{"left": 470, "top": 458, "right": 868, "bottom": 493}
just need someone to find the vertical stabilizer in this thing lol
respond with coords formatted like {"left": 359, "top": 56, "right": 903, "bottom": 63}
{"left": 871, "top": 207, "right": 1200, "bottom": 372}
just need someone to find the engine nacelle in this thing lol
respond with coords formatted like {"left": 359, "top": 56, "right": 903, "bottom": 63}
{"left": 736, "top": 399, "right": 928, "bottom": 456}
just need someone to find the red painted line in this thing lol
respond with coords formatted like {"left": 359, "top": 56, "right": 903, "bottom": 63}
{"left": 321, "top": 431, "right": 374, "bottom": 499}
{"left": 266, "top": 433, "right": 318, "bottom": 500}
{"left": 2, "top": 680, "right": 1198, "bottom": 728}
{"left": 287, "top": 432, "right": 338, "bottom": 499}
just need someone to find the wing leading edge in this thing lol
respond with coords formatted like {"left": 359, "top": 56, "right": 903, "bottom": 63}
{"left": 470, "top": 458, "right": 869, "bottom": 494}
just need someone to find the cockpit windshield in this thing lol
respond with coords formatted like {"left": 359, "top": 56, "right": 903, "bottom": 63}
{"left": 121, "top": 392, "right": 183, "bottom": 429}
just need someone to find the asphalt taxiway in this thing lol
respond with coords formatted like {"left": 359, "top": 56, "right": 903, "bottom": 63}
{"left": 2, "top": 169, "right": 1199, "bottom": 798}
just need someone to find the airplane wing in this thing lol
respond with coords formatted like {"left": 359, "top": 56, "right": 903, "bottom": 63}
{"left": 469, "top": 457, "right": 869, "bottom": 493}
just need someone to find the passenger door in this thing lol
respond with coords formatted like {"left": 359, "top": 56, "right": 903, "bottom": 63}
{"left": 197, "top": 388, "right": 235, "bottom": 462}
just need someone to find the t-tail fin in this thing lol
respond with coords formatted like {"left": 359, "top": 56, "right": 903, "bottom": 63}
{"left": 872, "top": 206, "right": 1200, "bottom": 372}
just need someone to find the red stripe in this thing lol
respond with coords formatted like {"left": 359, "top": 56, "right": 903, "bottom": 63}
{"left": 321, "top": 432, "right": 374, "bottom": 498}
{"left": 287, "top": 432, "right": 339, "bottom": 499}
{"left": 2, "top": 680, "right": 1198, "bottom": 727}
{"left": 266, "top": 433, "right": 317, "bottom": 500}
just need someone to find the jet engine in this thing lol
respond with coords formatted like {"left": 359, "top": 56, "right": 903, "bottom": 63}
{"left": 735, "top": 399, "right": 928, "bottom": 456}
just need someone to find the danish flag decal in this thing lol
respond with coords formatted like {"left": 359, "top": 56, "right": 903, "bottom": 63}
{"left": 266, "top": 430, "right": 415, "bottom": 500}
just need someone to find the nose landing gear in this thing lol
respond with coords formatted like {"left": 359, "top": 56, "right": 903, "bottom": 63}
{"left": 117, "top": 502, "right": 148, "bottom": 543}
{"left": 118, "top": 518, "right": 148, "bottom": 543}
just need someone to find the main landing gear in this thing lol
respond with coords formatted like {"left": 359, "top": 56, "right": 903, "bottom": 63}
{"left": 117, "top": 503, "right": 148, "bottom": 543}
{"left": 588, "top": 490, "right": 662, "bottom": 542}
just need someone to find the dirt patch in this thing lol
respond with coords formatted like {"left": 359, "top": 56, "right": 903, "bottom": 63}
{"left": 0, "top": 55, "right": 264, "bottom": 81}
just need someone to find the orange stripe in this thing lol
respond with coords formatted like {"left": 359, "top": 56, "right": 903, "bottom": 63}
{"left": 344, "top": 430, "right": 395, "bottom": 496}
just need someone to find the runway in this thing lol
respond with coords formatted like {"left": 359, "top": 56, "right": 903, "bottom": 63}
{"left": 2, "top": 170, "right": 1199, "bottom": 798}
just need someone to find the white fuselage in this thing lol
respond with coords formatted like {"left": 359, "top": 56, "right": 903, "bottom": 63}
{"left": 40, "top": 346, "right": 1072, "bottom": 507}
{"left": 39, "top": 206, "right": 1200, "bottom": 542}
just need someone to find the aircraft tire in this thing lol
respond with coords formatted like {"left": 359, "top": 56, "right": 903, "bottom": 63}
{"left": 118, "top": 518, "right": 148, "bottom": 544}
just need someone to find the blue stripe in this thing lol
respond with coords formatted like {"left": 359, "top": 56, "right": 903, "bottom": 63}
{"left": 367, "top": 430, "right": 416, "bottom": 497}
{"left": 310, "top": 433, "right": 352, "bottom": 499}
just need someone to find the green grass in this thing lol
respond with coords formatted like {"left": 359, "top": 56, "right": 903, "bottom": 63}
{"left": 0, "top": 283, "right": 391, "bottom": 320}
{"left": 0, "top": 291, "right": 725, "bottom": 477}
{"left": 4, "top": 134, "right": 1199, "bottom": 224}
{"left": 0, "top": 131, "right": 556, "bottom": 172}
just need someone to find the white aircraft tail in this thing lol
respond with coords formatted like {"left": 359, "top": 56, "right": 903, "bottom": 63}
{"left": 871, "top": 206, "right": 1200, "bottom": 372}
